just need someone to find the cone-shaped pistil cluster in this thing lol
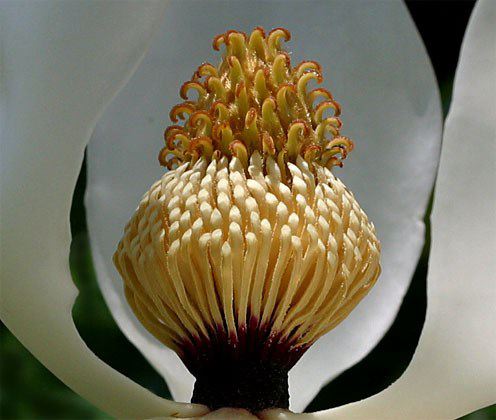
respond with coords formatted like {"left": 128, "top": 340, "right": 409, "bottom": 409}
{"left": 159, "top": 27, "right": 353, "bottom": 175}
{"left": 114, "top": 28, "right": 381, "bottom": 413}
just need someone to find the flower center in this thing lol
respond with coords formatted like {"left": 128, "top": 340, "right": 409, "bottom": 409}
{"left": 114, "top": 28, "right": 381, "bottom": 414}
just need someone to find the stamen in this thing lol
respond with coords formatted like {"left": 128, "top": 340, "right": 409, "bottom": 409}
{"left": 114, "top": 28, "right": 381, "bottom": 414}
{"left": 115, "top": 153, "right": 380, "bottom": 411}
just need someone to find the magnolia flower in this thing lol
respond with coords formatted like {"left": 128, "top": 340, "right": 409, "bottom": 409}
{"left": 0, "top": 1, "right": 494, "bottom": 419}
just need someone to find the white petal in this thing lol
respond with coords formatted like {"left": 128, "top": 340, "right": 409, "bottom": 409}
{"left": 87, "top": 0, "right": 441, "bottom": 411}
{"left": 0, "top": 1, "right": 206, "bottom": 418}
{"left": 290, "top": 0, "right": 495, "bottom": 418}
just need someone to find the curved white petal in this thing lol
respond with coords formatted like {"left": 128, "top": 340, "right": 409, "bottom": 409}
{"left": 0, "top": 2, "right": 207, "bottom": 418}
{"left": 86, "top": 0, "right": 441, "bottom": 411}
{"left": 281, "top": 0, "right": 493, "bottom": 418}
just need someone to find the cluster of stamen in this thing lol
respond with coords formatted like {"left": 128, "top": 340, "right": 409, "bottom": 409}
{"left": 159, "top": 27, "right": 353, "bottom": 176}
{"left": 115, "top": 154, "right": 380, "bottom": 372}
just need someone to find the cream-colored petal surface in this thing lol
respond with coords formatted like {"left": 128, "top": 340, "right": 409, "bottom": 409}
{"left": 0, "top": 2, "right": 206, "bottom": 418}
{"left": 268, "top": 0, "right": 494, "bottom": 418}
{"left": 86, "top": 0, "right": 441, "bottom": 411}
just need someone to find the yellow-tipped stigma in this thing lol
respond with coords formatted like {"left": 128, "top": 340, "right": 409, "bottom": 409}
{"left": 159, "top": 27, "right": 353, "bottom": 174}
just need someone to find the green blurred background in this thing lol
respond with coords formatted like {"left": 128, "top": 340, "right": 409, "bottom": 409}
{"left": 1, "top": 1, "right": 494, "bottom": 418}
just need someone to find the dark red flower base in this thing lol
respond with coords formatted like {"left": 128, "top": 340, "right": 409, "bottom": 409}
{"left": 179, "top": 317, "right": 309, "bottom": 412}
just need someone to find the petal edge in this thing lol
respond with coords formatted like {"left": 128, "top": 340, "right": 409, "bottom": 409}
{"left": 0, "top": 2, "right": 207, "bottom": 417}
